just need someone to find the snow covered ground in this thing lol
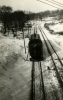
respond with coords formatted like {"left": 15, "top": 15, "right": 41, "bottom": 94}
{"left": 36, "top": 20, "right": 63, "bottom": 100}
{"left": 42, "top": 18, "right": 63, "bottom": 56}
{"left": 0, "top": 32, "right": 32, "bottom": 100}
{"left": 49, "top": 23, "right": 63, "bottom": 32}
{"left": 0, "top": 19, "right": 63, "bottom": 100}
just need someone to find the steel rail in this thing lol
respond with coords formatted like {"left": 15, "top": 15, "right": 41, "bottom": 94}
{"left": 38, "top": 25, "right": 63, "bottom": 88}
{"left": 39, "top": 61, "right": 46, "bottom": 100}
{"left": 42, "top": 27, "right": 63, "bottom": 66}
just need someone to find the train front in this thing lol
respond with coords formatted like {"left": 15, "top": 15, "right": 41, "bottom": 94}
{"left": 29, "top": 33, "right": 43, "bottom": 61}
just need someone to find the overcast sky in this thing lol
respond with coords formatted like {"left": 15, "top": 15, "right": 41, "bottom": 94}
{"left": 0, "top": 0, "right": 63, "bottom": 12}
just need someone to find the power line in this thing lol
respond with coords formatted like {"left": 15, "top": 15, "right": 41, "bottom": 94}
{"left": 45, "top": 0, "right": 63, "bottom": 8}
{"left": 36, "top": 0, "right": 63, "bottom": 10}
{"left": 52, "top": 0, "right": 63, "bottom": 6}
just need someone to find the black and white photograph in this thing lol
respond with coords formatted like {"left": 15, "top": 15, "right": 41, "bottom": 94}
{"left": 0, "top": 0, "right": 63, "bottom": 100}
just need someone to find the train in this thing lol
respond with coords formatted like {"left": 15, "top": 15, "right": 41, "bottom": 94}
{"left": 29, "top": 33, "right": 43, "bottom": 61}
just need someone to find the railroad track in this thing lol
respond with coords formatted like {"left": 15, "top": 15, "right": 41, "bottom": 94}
{"left": 30, "top": 61, "right": 46, "bottom": 100}
{"left": 29, "top": 24, "right": 63, "bottom": 100}
{"left": 29, "top": 26, "right": 46, "bottom": 100}
{"left": 38, "top": 24, "right": 63, "bottom": 88}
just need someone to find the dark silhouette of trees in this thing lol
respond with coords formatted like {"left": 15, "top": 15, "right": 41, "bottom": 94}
{"left": 26, "top": 10, "right": 63, "bottom": 20}
{"left": 1, "top": 5, "right": 12, "bottom": 13}
{"left": 0, "top": 5, "right": 12, "bottom": 34}
{"left": 1, "top": 5, "right": 63, "bottom": 37}
{"left": 0, "top": 6, "right": 27, "bottom": 35}
{"left": 10, "top": 11, "right": 26, "bottom": 35}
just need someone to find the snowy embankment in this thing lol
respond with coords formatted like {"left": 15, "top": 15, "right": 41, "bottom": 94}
{"left": 0, "top": 32, "right": 33, "bottom": 100}
{"left": 44, "top": 19, "right": 63, "bottom": 51}
{"left": 49, "top": 23, "right": 63, "bottom": 33}
{"left": 0, "top": 33, "right": 29, "bottom": 71}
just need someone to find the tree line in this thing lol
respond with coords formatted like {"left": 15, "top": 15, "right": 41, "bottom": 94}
{"left": 27, "top": 10, "right": 63, "bottom": 20}
{"left": 0, "top": 5, "right": 30, "bottom": 35}
{"left": 0, "top": 5, "right": 63, "bottom": 35}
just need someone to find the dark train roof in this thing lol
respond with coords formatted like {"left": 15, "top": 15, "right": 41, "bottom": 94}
{"left": 29, "top": 34, "right": 40, "bottom": 40}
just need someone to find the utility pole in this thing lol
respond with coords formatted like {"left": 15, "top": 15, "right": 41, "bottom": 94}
{"left": 23, "top": 29, "right": 26, "bottom": 53}
{"left": 28, "top": 22, "right": 32, "bottom": 38}
{"left": 28, "top": 25, "right": 29, "bottom": 36}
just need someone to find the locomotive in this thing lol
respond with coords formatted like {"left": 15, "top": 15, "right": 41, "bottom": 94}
{"left": 29, "top": 33, "right": 43, "bottom": 61}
